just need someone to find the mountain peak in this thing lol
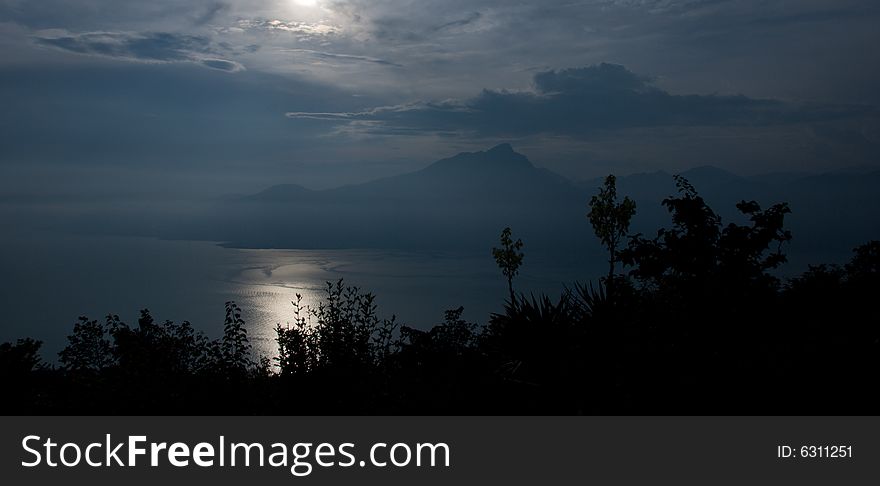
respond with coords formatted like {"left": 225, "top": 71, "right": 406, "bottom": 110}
{"left": 488, "top": 142, "right": 514, "bottom": 153}
{"left": 424, "top": 144, "right": 534, "bottom": 175}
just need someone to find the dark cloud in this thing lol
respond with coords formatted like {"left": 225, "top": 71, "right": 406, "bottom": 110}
{"left": 533, "top": 64, "right": 654, "bottom": 95}
{"left": 33, "top": 31, "right": 244, "bottom": 71}
{"left": 200, "top": 58, "right": 243, "bottom": 72}
{"left": 287, "top": 63, "right": 877, "bottom": 137}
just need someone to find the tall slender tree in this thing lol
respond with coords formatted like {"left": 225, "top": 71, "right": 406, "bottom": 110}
{"left": 493, "top": 227, "right": 525, "bottom": 303}
{"left": 588, "top": 175, "right": 636, "bottom": 295}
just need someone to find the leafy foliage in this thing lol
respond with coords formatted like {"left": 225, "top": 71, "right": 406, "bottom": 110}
{"left": 275, "top": 280, "right": 398, "bottom": 379}
{"left": 620, "top": 175, "right": 791, "bottom": 297}
{"left": 588, "top": 174, "right": 636, "bottom": 283}
{"left": 219, "top": 301, "right": 253, "bottom": 377}
{"left": 1, "top": 338, "right": 43, "bottom": 376}
{"left": 492, "top": 227, "right": 525, "bottom": 302}
{"left": 58, "top": 317, "right": 113, "bottom": 373}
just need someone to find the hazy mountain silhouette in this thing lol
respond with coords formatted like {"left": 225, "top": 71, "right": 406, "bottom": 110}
{"left": 249, "top": 143, "right": 581, "bottom": 204}
{"left": 199, "top": 144, "right": 588, "bottom": 252}
{"left": 166, "top": 143, "right": 878, "bottom": 267}
{"left": 31, "top": 143, "right": 872, "bottom": 268}
{"left": 242, "top": 183, "right": 315, "bottom": 202}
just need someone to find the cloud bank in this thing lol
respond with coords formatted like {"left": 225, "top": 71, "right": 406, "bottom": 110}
{"left": 34, "top": 31, "right": 245, "bottom": 72}
{"left": 287, "top": 63, "right": 876, "bottom": 137}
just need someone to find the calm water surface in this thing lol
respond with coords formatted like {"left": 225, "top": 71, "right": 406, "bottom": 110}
{"left": 0, "top": 231, "right": 599, "bottom": 359}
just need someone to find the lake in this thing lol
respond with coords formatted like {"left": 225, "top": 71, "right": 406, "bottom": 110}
{"left": 0, "top": 231, "right": 603, "bottom": 360}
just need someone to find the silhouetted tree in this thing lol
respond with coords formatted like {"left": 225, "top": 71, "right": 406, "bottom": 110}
{"left": 621, "top": 175, "right": 791, "bottom": 296}
{"left": 0, "top": 338, "right": 45, "bottom": 413}
{"left": 846, "top": 240, "right": 880, "bottom": 279}
{"left": 276, "top": 280, "right": 397, "bottom": 378}
{"left": 110, "top": 310, "right": 212, "bottom": 379}
{"left": 588, "top": 174, "right": 636, "bottom": 294}
{"left": 395, "top": 307, "right": 485, "bottom": 412}
{"left": 400, "top": 307, "right": 479, "bottom": 356}
{"left": 58, "top": 316, "right": 114, "bottom": 373}
{"left": 275, "top": 293, "right": 315, "bottom": 377}
{"left": 1, "top": 338, "right": 43, "bottom": 377}
{"left": 492, "top": 227, "right": 525, "bottom": 303}
{"left": 219, "top": 301, "right": 253, "bottom": 377}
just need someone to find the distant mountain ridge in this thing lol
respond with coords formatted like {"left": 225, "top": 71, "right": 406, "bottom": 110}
{"left": 247, "top": 143, "right": 579, "bottom": 204}
{"left": 177, "top": 144, "right": 880, "bottom": 266}
{"left": 243, "top": 183, "right": 313, "bottom": 202}
{"left": 248, "top": 150, "right": 880, "bottom": 210}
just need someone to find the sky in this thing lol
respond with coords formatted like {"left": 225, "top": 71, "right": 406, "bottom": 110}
{"left": 1, "top": 0, "right": 879, "bottom": 198}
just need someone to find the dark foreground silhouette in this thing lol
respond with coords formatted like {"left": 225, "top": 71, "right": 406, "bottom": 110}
{"left": 2, "top": 176, "right": 879, "bottom": 414}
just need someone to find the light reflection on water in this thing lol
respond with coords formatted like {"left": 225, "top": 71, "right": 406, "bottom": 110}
{"left": 214, "top": 251, "right": 333, "bottom": 360}
{"left": 220, "top": 249, "right": 512, "bottom": 360}
{"left": 218, "top": 248, "right": 595, "bottom": 360}
{"left": 229, "top": 281, "right": 324, "bottom": 361}
{"left": 0, "top": 233, "right": 599, "bottom": 360}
